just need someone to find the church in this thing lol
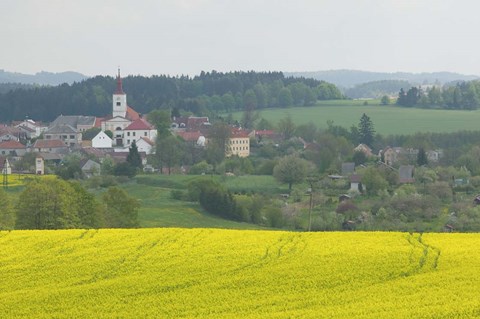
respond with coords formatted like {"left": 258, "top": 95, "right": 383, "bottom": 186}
{"left": 101, "top": 70, "right": 156, "bottom": 148}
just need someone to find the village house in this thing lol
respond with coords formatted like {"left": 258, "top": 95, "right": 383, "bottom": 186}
{"left": 123, "top": 118, "right": 157, "bottom": 148}
{"left": 171, "top": 116, "right": 210, "bottom": 131}
{"left": 33, "top": 139, "right": 69, "bottom": 154}
{"left": 134, "top": 137, "right": 155, "bottom": 154}
{"left": 14, "top": 119, "right": 47, "bottom": 139}
{"left": 354, "top": 143, "right": 374, "bottom": 157}
{"left": 80, "top": 159, "right": 101, "bottom": 177}
{"left": 49, "top": 115, "right": 96, "bottom": 132}
{"left": 43, "top": 124, "right": 82, "bottom": 147}
{"left": 0, "top": 125, "right": 24, "bottom": 142}
{"left": 225, "top": 128, "right": 250, "bottom": 157}
{"left": 0, "top": 140, "right": 27, "bottom": 157}
{"left": 91, "top": 131, "right": 113, "bottom": 149}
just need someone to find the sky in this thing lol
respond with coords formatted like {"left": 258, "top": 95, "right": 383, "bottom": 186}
{"left": 2, "top": 0, "right": 480, "bottom": 77}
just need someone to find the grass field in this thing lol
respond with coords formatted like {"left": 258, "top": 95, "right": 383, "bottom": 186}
{"left": 1, "top": 228, "right": 479, "bottom": 318}
{"left": 237, "top": 100, "right": 480, "bottom": 135}
{"left": 130, "top": 175, "right": 286, "bottom": 229}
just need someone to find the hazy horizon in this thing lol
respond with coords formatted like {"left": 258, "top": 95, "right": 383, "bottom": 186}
{"left": 2, "top": 0, "right": 480, "bottom": 77}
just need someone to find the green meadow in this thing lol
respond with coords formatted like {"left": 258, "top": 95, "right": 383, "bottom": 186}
{"left": 237, "top": 100, "right": 480, "bottom": 135}
{"left": 127, "top": 175, "right": 286, "bottom": 229}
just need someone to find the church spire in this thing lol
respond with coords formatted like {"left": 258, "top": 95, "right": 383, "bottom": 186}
{"left": 115, "top": 67, "right": 125, "bottom": 94}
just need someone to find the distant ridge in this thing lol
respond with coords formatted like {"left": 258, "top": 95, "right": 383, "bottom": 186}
{"left": 285, "top": 70, "right": 479, "bottom": 88}
{"left": 0, "top": 70, "right": 88, "bottom": 86}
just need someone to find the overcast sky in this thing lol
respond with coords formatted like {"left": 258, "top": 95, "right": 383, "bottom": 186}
{"left": 2, "top": 0, "right": 480, "bottom": 77}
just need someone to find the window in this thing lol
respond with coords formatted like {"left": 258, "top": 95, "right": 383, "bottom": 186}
{"left": 70, "top": 135, "right": 75, "bottom": 139}
{"left": 116, "top": 102, "right": 121, "bottom": 106}
{"left": 127, "top": 132, "right": 130, "bottom": 136}
{"left": 127, "top": 139, "right": 130, "bottom": 144}
{"left": 133, "top": 132, "right": 136, "bottom": 136}
{"left": 144, "top": 132, "right": 147, "bottom": 136}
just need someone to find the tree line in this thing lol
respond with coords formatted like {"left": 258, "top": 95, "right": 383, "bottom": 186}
{"left": 0, "top": 177, "right": 139, "bottom": 230}
{"left": 397, "top": 81, "right": 480, "bottom": 110}
{"left": 0, "top": 71, "right": 343, "bottom": 122}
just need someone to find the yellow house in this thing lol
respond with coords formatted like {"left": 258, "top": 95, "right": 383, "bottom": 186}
{"left": 226, "top": 128, "right": 250, "bottom": 157}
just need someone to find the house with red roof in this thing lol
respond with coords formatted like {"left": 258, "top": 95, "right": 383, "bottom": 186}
{"left": 225, "top": 128, "right": 251, "bottom": 158}
{"left": 123, "top": 118, "right": 157, "bottom": 148}
{"left": 0, "top": 140, "right": 27, "bottom": 156}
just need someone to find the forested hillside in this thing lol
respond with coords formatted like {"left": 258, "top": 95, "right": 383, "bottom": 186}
{"left": 0, "top": 71, "right": 343, "bottom": 122}
{"left": 286, "top": 70, "right": 478, "bottom": 88}
{"left": 0, "top": 70, "right": 88, "bottom": 85}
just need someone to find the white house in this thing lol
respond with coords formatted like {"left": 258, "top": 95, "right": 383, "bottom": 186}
{"left": 92, "top": 131, "right": 113, "bottom": 148}
{"left": 123, "top": 118, "right": 157, "bottom": 148}
{"left": 135, "top": 137, "right": 155, "bottom": 154}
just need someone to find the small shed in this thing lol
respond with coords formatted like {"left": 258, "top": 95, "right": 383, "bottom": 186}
{"left": 35, "top": 156, "right": 44, "bottom": 175}
{"left": 399, "top": 165, "right": 415, "bottom": 184}
{"left": 341, "top": 162, "right": 355, "bottom": 176}
{"left": 350, "top": 174, "right": 364, "bottom": 192}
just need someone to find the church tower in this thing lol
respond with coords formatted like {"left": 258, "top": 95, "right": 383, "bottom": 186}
{"left": 112, "top": 68, "right": 127, "bottom": 118}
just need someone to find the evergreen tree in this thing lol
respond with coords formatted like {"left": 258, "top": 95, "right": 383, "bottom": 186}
{"left": 358, "top": 113, "right": 375, "bottom": 147}
{"left": 126, "top": 140, "right": 143, "bottom": 170}
{"left": 417, "top": 148, "right": 428, "bottom": 166}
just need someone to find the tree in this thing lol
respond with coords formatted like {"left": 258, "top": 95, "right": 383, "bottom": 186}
{"left": 0, "top": 188, "right": 14, "bottom": 230}
{"left": 16, "top": 177, "right": 81, "bottom": 229}
{"left": 278, "top": 87, "right": 293, "bottom": 107}
{"left": 381, "top": 95, "right": 390, "bottom": 105}
{"left": 205, "top": 122, "right": 231, "bottom": 170}
{"left": 82, "top": 127, "right": 102, "bottom": 140}
{"left": 102, "top": 186, "right": 139, "bottom": 228}
{"left": 242, "top": 89, "right": 258, "bottom": 129}
{"left": 361, "top": 167, "right": 388, "bottom": 196}
{"left": 417, "top": 148, "right": 428, "bottom": 166}
{"left": 147, "top": 109, "right": 171, "bottom": 139}
{"left": 358, "top": 113, "right": 375, "bottom": 147}
{"left": 55, "top": 153, "right": 83, "bottom": 180}
{"left": 126, "top": 140, "right": 143, "bottom": 170}
{"left": 273, "top": 154, "right": 312, "bottom": 191}
{"left": 277, "top": 115, "right": 296, "bottom": 140}
{"left": 156, "top": 135, "right": 185, "bottom": 174}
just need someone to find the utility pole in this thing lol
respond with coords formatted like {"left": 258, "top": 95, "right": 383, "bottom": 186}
{"left": 306, "top": 175, "right": 318, "bottom": 232}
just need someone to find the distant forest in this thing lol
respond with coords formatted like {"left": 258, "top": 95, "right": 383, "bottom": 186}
{"left": 397, "top": 81, "right": 480, "bottom": 110}
{"left": 0, "top": 71, "right": 343, "bottom": 122}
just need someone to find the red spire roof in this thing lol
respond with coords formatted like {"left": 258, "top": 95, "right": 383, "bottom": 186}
{"left": 115, "top": 68, "right": 125, "bottom": 94}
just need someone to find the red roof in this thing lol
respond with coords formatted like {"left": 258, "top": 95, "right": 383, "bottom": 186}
{"left": 125, "top": 118, "right": 154, "bottom": 130}
{"left": 126, "top": 106, "right": 140, "bottom": 121}
{"left": 33, "top": 139, "right": 67, "bottom": 149}
{"left": 115, "top": 69, "right": 125, "bottom": 95}
{"left": 0, "top": 140, "right": 26, "bottom": 149}
{"left": 230, "top": 128, "right": 250, "bottom": 138}
{"left": 176, "top": 131, "right": 202, "bottom": 142}
{"left": 94, "top": 117, "right": 104, "bottom": 128}
{"left": 140, "top": 137, "right": 155, "bottom": 146}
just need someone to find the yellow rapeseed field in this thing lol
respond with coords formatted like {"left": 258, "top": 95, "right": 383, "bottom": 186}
{"left": 0, "top": 229, "right": 479, "bottom": 318}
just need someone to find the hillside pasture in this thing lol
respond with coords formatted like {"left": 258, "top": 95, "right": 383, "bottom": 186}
{"left": 1, "top": 229, "right": 479, "bottom": 318}
{"left": 130, "top": 175, "right": 284, "bottom": 229}
{"left": 241, "top": 100, "right": 480, "bottom": 135}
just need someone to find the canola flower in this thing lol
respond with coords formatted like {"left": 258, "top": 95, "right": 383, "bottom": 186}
{"left": 0, "top": 229, "right": 479, "bottom": 318}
